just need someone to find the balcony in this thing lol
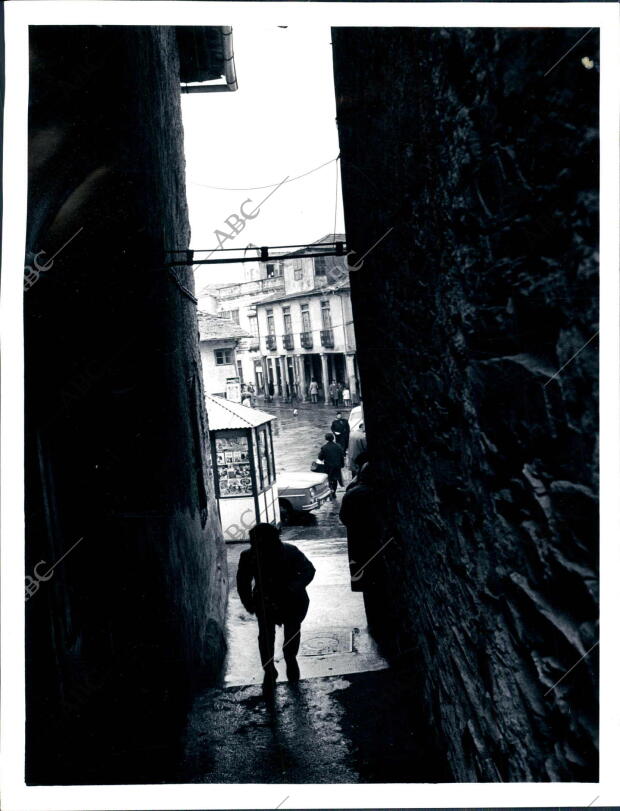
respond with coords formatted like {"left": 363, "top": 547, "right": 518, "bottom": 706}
{"left": 300, "top": 331, "right": 313, "bottom": 350}
{"left": 265, "top": 334, "right": 277, "bottom": 351}
{"left": 320, "top": 328, "right": 334, "bottom": 348}
{"left": 283, "top": 333, "right": 294, "bottom": 351}
{"left": 217, "top": 276, "right": 285, "bottom": 301}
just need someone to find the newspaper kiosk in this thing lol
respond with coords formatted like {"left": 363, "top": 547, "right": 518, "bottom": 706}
{"left": 205, "top": 394, "right": 279, "bottom": 541}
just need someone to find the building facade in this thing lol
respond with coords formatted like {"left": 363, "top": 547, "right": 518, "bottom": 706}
{"left": 256, "top": 277, "right": 359, "bottom": 403}
{"left": 198, "top": 253, "right": 285, "bottom": 392}
{"left": 201, "top": 234, "right": 360, "bottom": 403}
{"left": 198, "top": 312, "right": 250, "bottom": 397}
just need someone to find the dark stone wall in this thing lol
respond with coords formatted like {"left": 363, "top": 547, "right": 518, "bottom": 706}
{"left": 25, "top": 27, "right": 227, "bottom": 783}
{"left": 332, "top": 28, "right": 598, "bottom": 781}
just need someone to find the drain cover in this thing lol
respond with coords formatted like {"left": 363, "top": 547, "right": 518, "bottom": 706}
{"left": 300, "top": 629, "right": 353, "bottom": 657}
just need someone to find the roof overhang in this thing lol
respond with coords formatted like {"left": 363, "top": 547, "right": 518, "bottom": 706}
{"left": 176, "top": 26, "right": 238, "bottom": 93}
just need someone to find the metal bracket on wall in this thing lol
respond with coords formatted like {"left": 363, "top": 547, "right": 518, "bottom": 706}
{"left": 164, "top": 241, "right": 346, "bottom": 267}
{"left": 167, "top": 267, "right": 198, "bottom": 304}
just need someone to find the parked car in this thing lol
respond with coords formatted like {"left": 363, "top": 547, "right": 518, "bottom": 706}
{"left": 277, "top": 471, "right": 332, "bottom": 524}
{"left": 348, "top": 404, "right": 364, "bottom": 433}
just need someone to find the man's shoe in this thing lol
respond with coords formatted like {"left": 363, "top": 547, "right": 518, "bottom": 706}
{"left": 262, "top": 667, "right": 278, "bottom": 693}
{"left": 286, "top": 659, "right": 300, "bottom": 683}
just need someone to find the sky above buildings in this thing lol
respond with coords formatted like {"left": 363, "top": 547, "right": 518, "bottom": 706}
{"left": 181, "top": 25, "right": 345, "bottom": 289}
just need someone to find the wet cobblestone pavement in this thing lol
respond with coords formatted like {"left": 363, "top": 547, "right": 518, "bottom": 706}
{"left": 269, "top": 400, "right": 355, "bottom": 541}
{"left": 181, "top": 667, "right": 439, "bottom": 783}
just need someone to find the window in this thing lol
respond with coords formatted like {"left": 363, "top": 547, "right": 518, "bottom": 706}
{"left": 283, "top": 306, "right": 292, "bottom": 335}
{"left": 314, "top": 257, "right": 327, "bottom": 276}
{"left": 300, "top": 303, "right": 311, "bottom": 332}
{"left": 266, "top": 262, "right": 283, "bottom": 279}
{"left": 257, "top": 425, "right": 275, "bottom": 488}
{"left": 214, "top": 348, "right": 234, "bottom": 365}
{"left": 248, "top": 315, "right": 259, "bottom": 337}
{"left": 237, "top": 360, "right": 244, "bottom": 382}
{"left": 266, "top": 308, "right": 275, "bottom": 335}
{"left": 220, "top": 309, "right": 239, "bottom": 323}
{"left": 294, "top": 266, "right": 303, "bottom": 281}
{"left": 321, "top": 300, "right": 332, "bottom": 329}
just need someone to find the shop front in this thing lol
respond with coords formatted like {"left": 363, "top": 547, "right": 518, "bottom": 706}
{"left": 205, "top": 394, "right": 279, "bottom": 541}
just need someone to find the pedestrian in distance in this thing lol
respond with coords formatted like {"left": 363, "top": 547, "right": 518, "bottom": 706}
{"left": 331, "top": 411, "right": 350, "bottom": 455}
{"left": 348, "top": 421, "right": 367, "bottom": 476}
{"left": 327, "top": 380, "right": 336, "bottom": 406}
{"left": 236, "top": 523, "right": 316, "bottom": 694}
{"left": 241, "top": 385, "right": 252, "bottom": 408}
{"left": 336, "top": 381, "right": 344, "bottom": 407}
{"left": 309, "top": 378, "right": 319, "bottom": 404}
{"left": 343, "top": 385, "right": 351, "bottom": 407}
{"left": 247, "top": 382, "right": 256, "bottom": 407}
{"left": 318, "top": 432, "right": 345, "bottom": 497}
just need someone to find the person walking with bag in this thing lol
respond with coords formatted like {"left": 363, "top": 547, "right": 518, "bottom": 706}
{"left": 318, "top": 432, "right": 345, "bottom": 498}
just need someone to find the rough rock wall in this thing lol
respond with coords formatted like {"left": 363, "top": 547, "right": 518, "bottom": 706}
{"left": 25, "top": 27, "right": 227, "bottom": 783}
{"left": 332, "top": 28, "right": 598, "bottom": 781}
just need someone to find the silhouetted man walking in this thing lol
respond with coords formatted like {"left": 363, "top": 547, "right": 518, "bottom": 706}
{"left": 237, "top": 524, "right": 316, "bottom": 693}
{"left": 318, "top": 432, "right": 345, "bottom": 497}
{"left": 331, "top": 411, "right": 350, "bottom": 454}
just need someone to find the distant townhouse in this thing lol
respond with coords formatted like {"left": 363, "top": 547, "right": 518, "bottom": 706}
{"left": 197, "top": 251, "right": 285, "bottom": 393}
{"left": 198, "top": 234, "right": 359, "bottom": 404}
{"left": 197, "top": 311, "right": 250, "bottom": 397}
{"left": 253, "top": 234, "right": 360, "bottom": 403}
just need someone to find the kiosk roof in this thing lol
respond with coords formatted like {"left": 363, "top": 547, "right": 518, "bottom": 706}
{"left": 205, "top": 394, "right": 276, "bottom": 430}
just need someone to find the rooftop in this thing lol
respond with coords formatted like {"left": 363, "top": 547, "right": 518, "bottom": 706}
{"left": 176, "top": 27, "right": 237, "bottom": 91}
{"left": 205, "top": 394, "right": 276, "bottom": 430}
{"left": 267, "top": 233, "right": 347, "bottom": 259}
{"left": 197, "top": 312, "right": 250, "bottom": 341}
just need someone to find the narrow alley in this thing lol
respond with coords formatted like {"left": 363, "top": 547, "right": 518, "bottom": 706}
{"left": 179, "top": 402, "right": 443, "bottom": 782}
{"left": 18, "top": 22, "right": 600, "bottom": 793}
{"left": 226, "top": 400, "right": 376, "bottom": 685}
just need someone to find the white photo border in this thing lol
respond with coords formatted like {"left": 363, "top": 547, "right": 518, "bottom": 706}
{"left": 2, "top": 2, "right": 618, "bottom": 809}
